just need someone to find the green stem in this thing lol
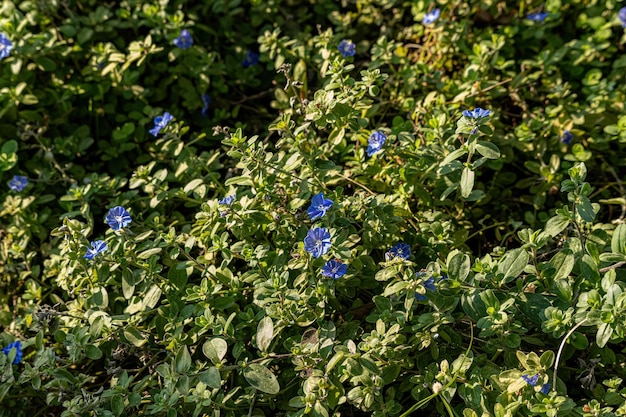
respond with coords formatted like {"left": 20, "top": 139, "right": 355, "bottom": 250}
{"left": 552, "top": 318, "right": 588, "bottom": 390}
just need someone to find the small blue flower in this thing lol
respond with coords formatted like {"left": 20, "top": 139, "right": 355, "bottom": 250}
{"left": 415, "top": 276, "right": 436, "bottom": 301}
{"left": 386, "top": 243, "right": 411, "bottom": 261}
{"left": 307, "top": 193, "right": 333, "bottom": 221}
{"left": 1, "top": 340, "right": 23, "bottom": 364}
{"left": 522, "top": 373, "right": 540, "bottom": 386}
{"left": 84, "top": 240, "right": 108, "bottom": 261}
{"left": 304, "top": 227, "right": 332, "bottom": 258}
{"left": 174, "top": 29, "right": 193, "bottom": 50}
{"left": 462, "top": 108, "right": 491, "bottom": 119}
{"left": 8, "top": 175, "right": 28, "bottom": 192}
{"left": 338, "top": 39, "right": 356, "bottom": 58}
{"left": 149, "top": 112, "right": 174, "bottom": 137}
{"left": 219, "top": 195, "right": 236, "bottom": 206}
{"left": 540, "top": 383, "right": 551, "bottom": 394}
{"left": 423, "top": 276, "right": 436, "bottom": 291}
{"left": 620, "top": 7, "right": 626, "bottom": 28}
{"left": 366, "top": 130, "right": 387, "bottom": 157}
{"left": 106, "top": 206, "right": 132, "bottom": 231}
{"left": 242, "top": 50, "right": 260, "bottom": 67}
{"left": 527, "top": 12, "right": 549, "bottom": 22}
{"left": 322, "top": 259, "right": 347, "bottom": 279}
{"left": 561, "top": 130, "right": 574, "bottom": 145}
{"left": 422, "top": 8, "right": 441, "bottom": 25}
{"left": 0, "top": 33, "right": 13, "bottom": 60}
{"left": 201, "top": 94, "right": 211, "bottom": 117}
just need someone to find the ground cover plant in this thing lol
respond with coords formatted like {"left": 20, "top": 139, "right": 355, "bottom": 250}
{"left": 2, "top": 0, "right": 626, "bottom": 416}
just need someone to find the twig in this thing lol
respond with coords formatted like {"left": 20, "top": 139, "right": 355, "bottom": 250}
{"left": 599, "top": 261, "right": 626, "bottom": 273}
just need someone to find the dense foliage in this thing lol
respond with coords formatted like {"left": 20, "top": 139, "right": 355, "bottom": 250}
{"left": 2, "top": 0, "right": 626, "bottom": 416}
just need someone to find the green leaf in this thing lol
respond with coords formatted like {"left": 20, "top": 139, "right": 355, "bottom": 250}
{"left": 175, "top": 345, "right": 192, "bottom": 373}
{"left": 0, "top": 140, "right": 18, "bottom": 171}
{"left": 21, "top": 94, "right": 39, "bottom": 105}
{"left": 570, "top": 332, "right": 589, "bottom": 349}
{"left": 383, "top": 281, "right": 409, "bottom": 297}
{"left": 448, "top": 251, "right": 470, "bottom": 282}
{"left": 461, "top": 289, "right": 487, "bottom": 321}
{"left": 441, "top": 147, "right": 468, "bottom": 166}
{"left": 137, "top": 247, "right": 162, "bottom": 259}
{"left": 168, "top": 262, "right": 192, "bottom": 290}
{"left": 553, "top": 278, "right": 572, "bottom": 302}
{"left": 599, "top": 252, "right": 626, "bottom": 263}
{"left": 225, "top": 176, "right": 255, "bottom": 186}
{"left": 576, "top": 197, "right": 595, "bottom": 223}
{"left": 550, "top": 250, "right": 575, "bottom": 281}
{"left": 544, "top": 215, "right": 570, "bottom": 238}
{"left": 375, "top": 267, "right": 398, "bottom": 281}
{"left": 243, "top": 363, "right": 280, "bottom": 394}
{"left": 579, "top": 254, "right": 600, "bottom": 283}
{"left": 596, "top": 322, "right": 612, "bottom": 348}
{"left": 475, "top": 141, "right": 500, "bottom": 159}
{"left": 518, "top": 293, "right": 552, "bottom": 324}
{"left": 85, "top": 344, "right": 103, "bottom": 360}
{"left": 496, "top": 248, "right": 529, "bottom": 284}
{"left": 77, "top": 27, "right": 94, "bottom": 44}
{"left": 202, "top": 338, "right": 228, "bottom": 364}
{"left": 460, "top": 167, "right": 475, "bottom": 198}
{"left": 111, "top": 394, "right": 124, "bottom": 416}
{"left": 1, "top": 140, "right": 18, "bottom": 154}
{"left": 451, "top": 352, "right": 474, "bottom": 374}
{"left": 143, "top": 285, "right": 162, "bottom": 309}
{"left": 282, "top": 153, "right": 302, "bottom": 172}
{"left": 611, "top": 224, "right": 626, "bottom": 255}
{"left": 34, "top": 56, "right": 57, "bottom": 72}
{"left": 183, "top": 179, "right": 204, "bottom": 194}
{"left": 539, "top": 350, "right": 554, "bottom": 368}
{"left": 256, "top": 316, "right": 274, "bottom": 353}
{"left": 199, "top": 367, "right": 222, "bottom": 389}
{"left": 123, "top": 327, "right": 146, "bottom": 347}
{"left": 329, "top": 127, "right": 345, "bottom": 146}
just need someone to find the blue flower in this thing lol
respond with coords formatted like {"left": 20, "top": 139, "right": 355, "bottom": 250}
{"left": 174, "top": 29, "right": 193, "bottom": 50}
{"left": 522, "top": 373, "right": 540, "bottom": 386}
{"left": 0, "top": 33, "right": 13, "bottom": 60}
{"left": 106, "top": 206, "right": 132, "bottom": 231}
{"left": 422, "top": 8, "right": 441, "bottom": 25}
{"left": 2, "top": 340, "right": 23, "bottom": 364}
{"left": 219, "top": 195, "right": 236, "bottom": 206}
{"left": 366, "top": 130, "right": 387, "bottom": 157}
{"left": 423, "top": 276, "right": 436, "bottom": 291}
{"left": 415, "top": 276, "right": 436, "bottom": 301}
{"left": 338, "top": 39, "right": 356, "bottom": 57}
{"left": 540, "top": 383, "right": 551, "bottom": 394}
{"left": 304, "top": 227, "right": 332, "bottom": 258}
{"left": 8, "top": 175, "right": 28, "bottom": 192}
{"left": 322, "top": 259, "right": 347, "bottom": 279}
{"left": 620, "top": 7, "right": 626, "bottom": 28}
{"left": 561, "top": 130, "right": 574, "bottom": 145}
{"left": 414, "top": 293, "right": 428, "bottom": 301}
{"left": 149, "top": 112, "right": 174, "bottom": 137}
{"left": 84, "top": 240, "right": 108, "bottom": 261}
{"left": 242, "top": 50, "right": 260, "bottom": 67}
{"left": 307, "top": 193, "right": 333, "bottom": 221}
{"left": 201, "top": 94, "right": 211, "bottom": 117}
{"left": 527, "top": 12, "right": 549, "bottom": 22}
{"left": 386, "top": 243, "right": 411, "bottom": 260}
{"left": 463, "top": 108, "right": 491, "bottom": 119}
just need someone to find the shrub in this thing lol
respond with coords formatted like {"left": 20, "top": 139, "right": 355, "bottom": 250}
{"left": 2, "top": 1, "right": 626, "bottom": 416}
